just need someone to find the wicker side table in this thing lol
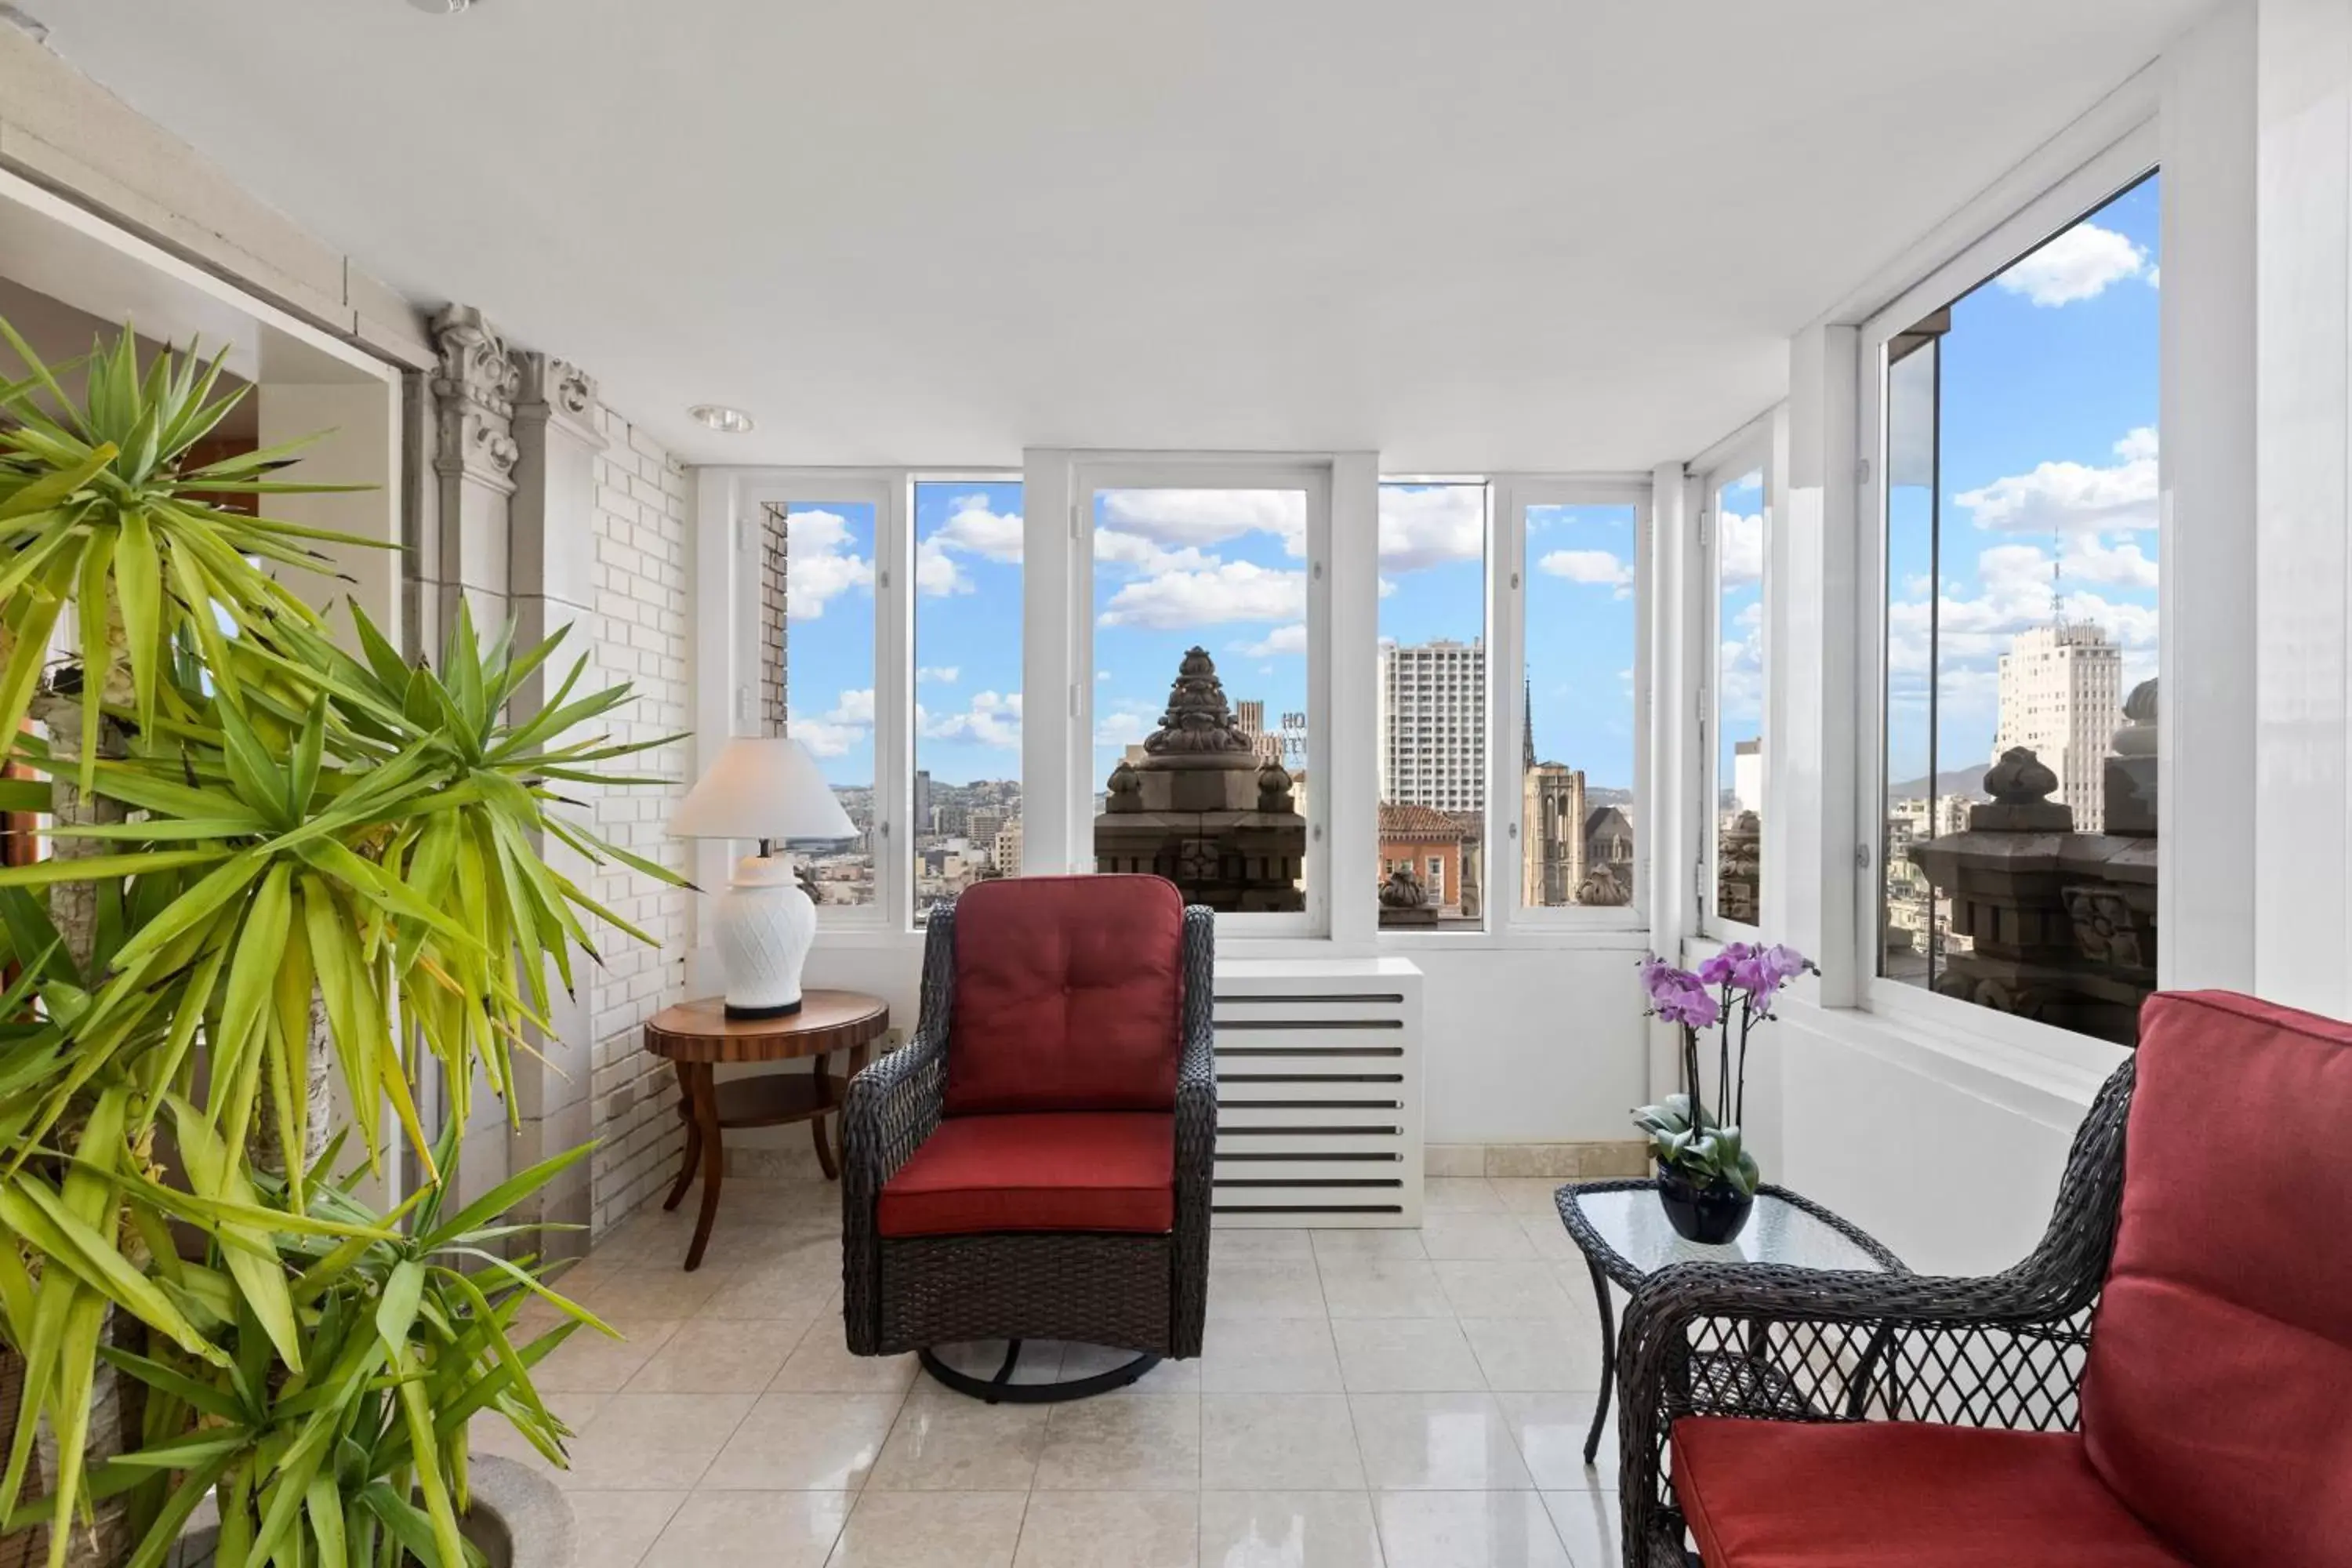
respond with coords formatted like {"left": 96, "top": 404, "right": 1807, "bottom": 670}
{"left": 1555, "top": 1179, "right": 1905, "bottom": 1464}
{"left": 644, "top": 991, "right": 890, "bottom": 1269}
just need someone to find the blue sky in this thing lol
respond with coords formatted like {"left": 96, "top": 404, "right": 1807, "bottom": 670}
{"left": 782, "top": 481, "right": 1641, "bottom": 797}
{"left": 1885, "top": 172, "right": 2161, "bottom": 789}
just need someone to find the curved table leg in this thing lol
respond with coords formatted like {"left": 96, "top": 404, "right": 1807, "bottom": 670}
{"left": 1583, "top": 1254, "right": 1617, "bottom": 1465}
{"left": 684, "top": 1062, "right": 724, "bottom": 1272}
{"left": 662, "top": 1059, "right": 701, "bottom": 1212}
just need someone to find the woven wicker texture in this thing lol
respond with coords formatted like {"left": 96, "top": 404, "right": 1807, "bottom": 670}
{"left": 842, "top": 898, "right": 1216, "bottom": 1360}
{"left": 1613, "top": 1055, "right": 2136, "bottom": 1566}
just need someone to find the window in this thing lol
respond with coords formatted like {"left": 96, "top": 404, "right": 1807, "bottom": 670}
{"left": 1707, "top": 466, "right": 1766, "bottom": 927}
{"left": 911, "top": 479, "right": 1024, "bottom": 924}
{"left": 1519, "top": 491, "right": 1642, "bottom": 915}
{"left": 1873, "top": 172, "right": 2160, "bottom": 1047}
{"left": 1087, "top": 472, "right": 1327, "bottom": 927}
{"left": 1377, "top": 481, "right": 1486, "bottom": 929}
{"left": 766, "top": 494, "right": 880, "bottom": 909}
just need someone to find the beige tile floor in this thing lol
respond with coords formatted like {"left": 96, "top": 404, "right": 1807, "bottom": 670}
{"left": 482, "top": 1175, "right": 1626, "bottom": 1567}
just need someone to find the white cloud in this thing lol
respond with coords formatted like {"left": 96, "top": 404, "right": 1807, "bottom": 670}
{"left": 1536, "top": 548, "right": 1633, "bottom": 596}
{"left": 1377, "top": 485, "right": 1483, "bottom": 573}
{"left": 789, "top": 687, "right": 875, "bottom": 756}
{"left": 916, "top": 537, "right": 971, "bottom": 597}
{"left": 1992, "top": 223, "right": 2150, "bottom": 307}
{"left": 913, "top": 493, "right": 1025, "bottom": 598}
{"left": 1717, "top": 511, "right": 1764, "bottom": 587}
{"left": 920, "top": 690, "right": 1022, "bottom": 748}
{"left": 1955, "top": 427, "right": 2158, "bottom": 535}
{"left": 1098, "top": 559, "right": 1305, "bottom": 630}
{"left": 1097, "top": 488, "right": 1305, "bottom": 557}
{"left": 1883, "top": 539, "right": 2158, "bottom": 724}
{"left": 1233, "top": 622, "right": 1307, "bottom": 658}
{"left": 823, "top": 688, "right": 875, "bottom": 725}
{"left": 784, "top": 509, "right": 874, "bottom": 619}
{"left": 1094, "top": 528, "right": 1219, "bottom": 577}
{"left": 933, "top": 494, "right": 1024, "bottom": 561}
{"left": 1377, "top": 576, "right": 1399, "bottom": 599}
{"left": 792, "top": 721, "right": 861, "bottom": 757}
{"left": 1096, "top": 670, "right": 1112, "bottom": 682}
{"left": 917, "top": 665, "right": 960, "bottom": 684}
{"left": 1094, "top": 703, "right": 1161, "bottom": 748}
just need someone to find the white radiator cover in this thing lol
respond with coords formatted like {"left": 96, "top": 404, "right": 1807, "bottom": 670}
{"left": 1210, "top": 958, "right": 1425, "bottom": 1228}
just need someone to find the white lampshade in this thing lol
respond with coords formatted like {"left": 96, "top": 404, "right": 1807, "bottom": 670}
{"left": 670, "top": 735, "right": 856, "bottom": 843}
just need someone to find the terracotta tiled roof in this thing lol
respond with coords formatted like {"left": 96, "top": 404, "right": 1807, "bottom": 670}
{"left": 1378, "top": 803, "right": 1466, "bottom": 839}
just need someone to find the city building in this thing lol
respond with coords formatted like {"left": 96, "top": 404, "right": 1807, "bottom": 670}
{"left": 1733, "top": 738, "right": 1763, "bottom": 814}
{"left": 1233, "top": 699, "right": 1285, "bottom": 767}
{"left": 1523, "top": 761, "right": 1588, "bottom": 907}
{"left": 1378, "top": 638, "right": 1485, "bottom": 814}
{"left": 1994, "top": 622, "right": 2124, "bottom": 831}
{"left": 1377, "top": 802, "right": 1469, "bottom": 919}
{"left": 991, "top": 819, "right": 1023, "bottom": 875}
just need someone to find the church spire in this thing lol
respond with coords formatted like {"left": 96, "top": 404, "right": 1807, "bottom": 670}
{"left": 1523, "top": 676, "right": 1537, "bottom": 772}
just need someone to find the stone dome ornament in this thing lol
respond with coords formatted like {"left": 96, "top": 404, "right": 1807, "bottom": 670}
{"left": 1142, "top": 646, "right": 1253, "bottom": 757}
{"left": 1969, "top": 746, "right": 2074, "bottom": 832}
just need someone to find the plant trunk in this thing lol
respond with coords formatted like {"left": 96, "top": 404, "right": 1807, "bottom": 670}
{"left": 247, "top": 990, "right": 336, "bottom": 1181}
{"left": 27, "top": 699, "right": 144, "bottom": 1568}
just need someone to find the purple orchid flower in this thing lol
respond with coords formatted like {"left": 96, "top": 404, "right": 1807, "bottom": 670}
{"left": 1695, "top": 941, "right": 1751, "bottom": 986}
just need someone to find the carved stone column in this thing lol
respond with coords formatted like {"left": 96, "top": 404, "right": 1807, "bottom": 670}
{"left": 427, "top": 305, "right": 520, "bottom": 644}
{"left": 506, "top": 351, "right": 608, "bottom": 1248}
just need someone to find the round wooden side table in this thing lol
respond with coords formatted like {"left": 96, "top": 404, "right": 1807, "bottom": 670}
{"left": 643, "top": 990, "right": 890, "bottom": 1270}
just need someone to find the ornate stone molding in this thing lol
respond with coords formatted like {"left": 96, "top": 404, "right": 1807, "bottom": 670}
{"left": 430, "top": 303, "right": 521, "bottom": 490}
{"left": 515, "top": 351, "right": 604, "bottom": 450}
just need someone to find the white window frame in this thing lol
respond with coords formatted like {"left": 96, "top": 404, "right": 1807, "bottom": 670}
{"left": 908, "top": 470, "right": 1029, "bottom": 930}
{"left": 1072, "top": 457, "right": 1334, "bottom": 939}
{"left": 1849, "top": 120, "right": 2161, "bottom": 1071}
{"left": 1687, "top": 419, "right": 1775, "bottom": 938}
{"left": 1372, "top": 475, "right": 1496, "bottom": 939}
{"left": 735, "top": 471, "right": 906, "bottom": 934}
{"left": 1494, "top": 474, "right": 1653, "bottom": 935}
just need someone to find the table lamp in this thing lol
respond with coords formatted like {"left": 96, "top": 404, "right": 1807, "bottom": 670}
{"left": 670, "top": 735, "right": 857, "bottom": 1017}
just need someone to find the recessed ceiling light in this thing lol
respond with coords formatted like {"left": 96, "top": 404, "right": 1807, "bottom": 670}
{"left": 406, "top": 0, "right": 470, "bottom": 13}
{"left": 689, "top": 405, "right": 755, "bottom": 434}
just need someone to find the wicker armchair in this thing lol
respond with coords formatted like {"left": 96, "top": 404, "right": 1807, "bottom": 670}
{"left": 840, "top": 874, "right": 1214, "bottom": 1401}
{"left": 1617, "top": 989, "right": 2352, "bottom": 1567}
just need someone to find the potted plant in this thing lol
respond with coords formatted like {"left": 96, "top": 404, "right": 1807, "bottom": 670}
{"left": 1632, "top": 942, "right": 1813, "bottom": 1243}
{"left": 0, "top": 320, "right": 679, "bottom": 1568}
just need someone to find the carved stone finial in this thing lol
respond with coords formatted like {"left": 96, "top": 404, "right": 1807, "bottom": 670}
{"left": 1105, "top": 758, "right": 1144, "bottom": 812}
{"left": 1142, "top": 646, "right": 1253, "bottom": 757}
{"left": 1985, "top": 746, "right": 2059, "bottom": 805}
{"left": 1379, "top": 862, "right": 1428, "bottom": 909}
{"left": 1256, "top": 758, "right": 1294, "bottom": 812}
{"left": 1969, "top": 746, "right": 2074, "bottom": 833}
{"left": 2120, "top": 677, "right": 2158, "bottom": 728}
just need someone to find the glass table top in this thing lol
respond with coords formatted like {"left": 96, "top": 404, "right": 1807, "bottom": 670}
{"left": 1563, "top": 1186, "right": 1896, "bottom": 1278}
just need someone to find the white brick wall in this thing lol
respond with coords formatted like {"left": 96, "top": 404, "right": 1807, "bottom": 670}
{"left": 585, "top": 406, "right": 694, "bottom": 1236}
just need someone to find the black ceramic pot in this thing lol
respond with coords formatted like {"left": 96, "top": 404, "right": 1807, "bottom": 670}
{"left": 1656, "top": 1164, "right": 1755, "bottom": 1244}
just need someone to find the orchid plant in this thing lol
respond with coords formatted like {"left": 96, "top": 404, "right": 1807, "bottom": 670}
{"left": 1632, "top": 942, "right": 1816, "bottom": 1197}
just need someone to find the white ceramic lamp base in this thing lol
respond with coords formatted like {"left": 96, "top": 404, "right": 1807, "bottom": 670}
{"left": 711, "top": 854, "right": 816, "bottom": 1018}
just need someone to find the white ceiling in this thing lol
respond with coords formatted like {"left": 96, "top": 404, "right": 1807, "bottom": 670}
{"left": 33, "top": 0, "right": 2206, "bottom": 471}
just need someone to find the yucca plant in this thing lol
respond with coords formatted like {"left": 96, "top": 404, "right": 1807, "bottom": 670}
{"left": 0, "top": 320, "right": 681, "bottom": 1568}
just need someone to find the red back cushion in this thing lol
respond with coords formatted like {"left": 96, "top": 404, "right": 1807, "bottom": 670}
{"left": 942, "top": 874, "right": 1186, "bottom": 1115}
{"left": 2082, "top": 990, "right": 2352, "bottom": 1566}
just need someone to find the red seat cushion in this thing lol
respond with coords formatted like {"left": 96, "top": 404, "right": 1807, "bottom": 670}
{"left": 1671, "top": 1418, "right": 2189, "bottom": 1568}
{"left": 877, "top": 1112, "right": 1175, "bottom": 1238}
{"left": 2080, "top": 990, "right": 2352, "bottom": 1567}
{"left": 943, "top": 874, "right": 1186, "bottom": 1115}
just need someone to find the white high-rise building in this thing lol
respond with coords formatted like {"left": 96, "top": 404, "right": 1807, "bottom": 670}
{"left": 1993, "top": 622, "right": 2123, "bottom": 831}
{"left": 1377, "top": 638, "right": 1486, "bottom": 813}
